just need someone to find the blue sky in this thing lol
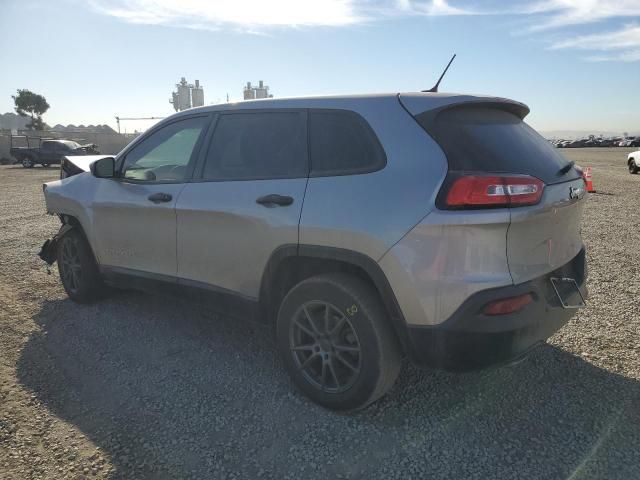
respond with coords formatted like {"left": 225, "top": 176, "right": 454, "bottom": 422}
{"left": 1, "top": 0, "right": 639, "bottom": 134}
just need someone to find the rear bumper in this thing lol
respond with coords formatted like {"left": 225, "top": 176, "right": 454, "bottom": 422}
{"left": 405, "top": 248, "right": 587, "bottom": 371}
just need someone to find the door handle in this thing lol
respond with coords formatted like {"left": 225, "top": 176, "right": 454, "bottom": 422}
{"left": 256, "top": 194, "right": 294, "bottom": 207}
{"left": 147, "top": 192, "right": 173, "bottom": 203}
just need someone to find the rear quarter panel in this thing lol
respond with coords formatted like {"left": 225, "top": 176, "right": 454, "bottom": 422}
{"left": 300, "top": 96, "right": 448, "bottom": 261}
{"left": 378, "top": 210, "right": 512, "bottom": 326}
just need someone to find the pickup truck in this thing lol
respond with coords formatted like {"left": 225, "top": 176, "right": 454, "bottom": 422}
{"left": 10, "top": 136, "right": 99, "bottom": 168}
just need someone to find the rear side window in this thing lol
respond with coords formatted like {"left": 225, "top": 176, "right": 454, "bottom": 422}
{"left": 416, "top": 106, "right": 580, "bottom": 185}
{"left": 202, "top": 112, "right": 306, "bottom": 180}
{"left": 309, "top": 110, "right": 386, "bottom": 176}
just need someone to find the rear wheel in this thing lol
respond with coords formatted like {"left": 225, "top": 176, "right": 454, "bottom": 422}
{"left": 21, "top": 156, "right": 34, "bottom": 168}
{"left": 277, "top": 273, "right": 401, "bottom": 411}
{"left": 629, "top": 159, "right": 639, "bottom": 174}
{"left": 57, "top": 229, "right": 104, "bottom": 303}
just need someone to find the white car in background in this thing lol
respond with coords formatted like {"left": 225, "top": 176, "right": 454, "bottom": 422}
{"left": 629, "top": 151, "right": 640, "bottom": 174}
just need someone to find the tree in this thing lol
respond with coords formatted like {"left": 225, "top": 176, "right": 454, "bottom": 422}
{"left": 12, "top": 89, "right": 50, "bottom": 130}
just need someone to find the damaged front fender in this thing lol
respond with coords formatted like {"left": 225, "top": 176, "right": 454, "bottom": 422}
{"left": 38, "top": 224, "right": 75, "bottom": 265}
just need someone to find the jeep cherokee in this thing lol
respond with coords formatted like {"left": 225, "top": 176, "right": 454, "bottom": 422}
{"left": 39, "top": 92, "right": 587, "bottom": 411}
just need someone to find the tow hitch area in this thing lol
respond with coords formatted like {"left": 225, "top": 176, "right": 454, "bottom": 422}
{"left": 550, "top": 277, "right": 586, "bottom": 309}
{"left": 38, "top": 224, "right": 74, "bottom": 265}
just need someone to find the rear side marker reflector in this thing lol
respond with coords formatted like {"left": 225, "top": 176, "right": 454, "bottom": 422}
{"left": 483, "top": 293, "right": 533, "bottom": 316}
{"left": 444, "top": 175, "right": 544, "bottom": 208}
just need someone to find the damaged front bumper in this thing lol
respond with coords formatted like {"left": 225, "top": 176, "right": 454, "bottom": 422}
{"left": 38, "top": 224, "right": 74, "bottom": 265}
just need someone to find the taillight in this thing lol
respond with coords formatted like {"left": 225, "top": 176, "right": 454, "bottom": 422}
{"left": 442, "top": 174, "right": 544, "bottom": 209}
{"left": 482, "top": 293, "right": 533, "bottom": 316}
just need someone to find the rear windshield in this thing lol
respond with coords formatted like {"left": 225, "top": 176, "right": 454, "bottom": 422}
{"left": 416, "top": 106, "right": 580, "bottom": 185}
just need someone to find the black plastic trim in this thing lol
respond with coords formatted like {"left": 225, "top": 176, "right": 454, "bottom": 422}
{"left": 100, "top": 266, "right": 259, "bottom": 321}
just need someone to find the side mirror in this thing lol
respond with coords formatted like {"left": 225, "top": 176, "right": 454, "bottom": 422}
{"left": 91, "top": 157, "right": 116, "bottom": 178}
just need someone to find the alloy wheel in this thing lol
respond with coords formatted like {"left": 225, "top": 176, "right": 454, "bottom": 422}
{"left": 60, "top": 235, "right": 82, "bottom": 294}
{"left": 289, "top": 301, "right": 362, "bottom": 393}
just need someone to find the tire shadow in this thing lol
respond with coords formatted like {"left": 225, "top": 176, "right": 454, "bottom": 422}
{"left": 17, "top": 293, "right": 640, "bottom": 479}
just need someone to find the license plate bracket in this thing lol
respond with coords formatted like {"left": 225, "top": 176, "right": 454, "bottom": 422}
{"left": 550, "top": 277, "right": 586, "bottom": 309}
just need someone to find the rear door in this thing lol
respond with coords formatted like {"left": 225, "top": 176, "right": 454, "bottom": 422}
{"left": 176, "top": 110, "right": 308, "bottom": 298}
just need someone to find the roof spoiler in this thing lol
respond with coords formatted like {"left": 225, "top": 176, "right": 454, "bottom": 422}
{"left": 414, "top": 100, "right": 531, "bottom": 135}
{"left": 398, "top": 94, "right": 530, "bottom": 123}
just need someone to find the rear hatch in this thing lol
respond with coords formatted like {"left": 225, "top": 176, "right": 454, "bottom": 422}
{"left": 402, "top": 94, "right": 585, "bottom": 284}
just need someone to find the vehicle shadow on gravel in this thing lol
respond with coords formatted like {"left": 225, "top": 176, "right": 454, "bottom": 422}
{"left": 17, "top": 293, "right": 640, "bottom": 480}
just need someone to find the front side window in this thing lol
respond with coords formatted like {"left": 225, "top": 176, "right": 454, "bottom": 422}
{"left": 122, "top": 116, "right": 208, "bottom": 182}
{"left": 308, "top": 110, "right": 386, "bottom": 176}
{"left": 202, "top": 111, "right": 307, "bottom": 180}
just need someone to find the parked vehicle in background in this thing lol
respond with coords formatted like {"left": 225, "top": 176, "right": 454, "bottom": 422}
{"left": 629, "top": 150, "right": 640, "bottom": 174}
{"left": 10, "top": 135, "right": 99, "bottom": 168}
{"left": 38, "top": 92, "right": 588, "bottom": 410}
{"left": 619, "top": 137, "right": 638, "bottom": 147}
{"left": 552, "top": 136, "right": 633, "bottom": 149}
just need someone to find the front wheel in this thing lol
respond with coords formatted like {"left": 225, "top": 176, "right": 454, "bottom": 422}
{"left": 56, "top": 229, "right": 105, "bottom": 303}
{"left": 629, "top": 159, "right": 639, "bottom": 174}
{"left": 276, "top": 273, "right": 401, "bottom": 411}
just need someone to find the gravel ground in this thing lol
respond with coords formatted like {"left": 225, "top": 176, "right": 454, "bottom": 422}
{"left": 1, "top": 147, "right": 639, "bottom": 479}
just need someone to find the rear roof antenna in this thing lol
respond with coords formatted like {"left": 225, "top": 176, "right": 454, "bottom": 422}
{"left": 423, "top": 54, "right": 457, "bottom": 93}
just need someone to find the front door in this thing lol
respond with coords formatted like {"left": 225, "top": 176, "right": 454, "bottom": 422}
{"left": 91, "top": 114, "right": 211, "bottom": 278}
{"left": 176, "top": 110, "right": 308, "bottom": 298}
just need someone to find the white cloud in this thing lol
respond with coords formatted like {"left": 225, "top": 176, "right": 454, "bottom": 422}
{"left": 89, "top": 0, "right": 363, "bottom": 29}
{"left": 523, "top": 0, "right": 640, "bottom": 29}
{"left": 550, "top": 23, "right": 640, "bottom": 62}
{"left": 394, "top": 0, "right": 474, "bottom": 16}
{"left": 88, "top": 0, "right": 640, "bottom": 61}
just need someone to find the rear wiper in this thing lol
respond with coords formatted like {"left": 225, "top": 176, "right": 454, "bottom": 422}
{"left": 558, "top": 161, "right": 575, "bottom": 175}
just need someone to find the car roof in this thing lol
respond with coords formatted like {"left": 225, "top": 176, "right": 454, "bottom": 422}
{"left": 170, "top": 91, "right": 528, "bottom": 119}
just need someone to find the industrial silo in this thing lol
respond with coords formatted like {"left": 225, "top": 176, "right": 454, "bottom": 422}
{"left": 191, "top": 79, "right": 204, "bottom": 107}
{"left": 177, "top": 77, "right": 191, "bottom": 110}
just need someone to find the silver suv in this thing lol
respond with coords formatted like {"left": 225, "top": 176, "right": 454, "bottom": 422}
{"left": 39, "top": 93, "right": 587, "bottom": 411}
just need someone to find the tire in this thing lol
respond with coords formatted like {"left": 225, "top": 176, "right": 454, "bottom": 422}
{"left": 276, "top": 273, "right": 401, "bottom": 411}
{"left": 629, "top": 159, "right": 639, "bottom": 174}
{"left": 21, "top": 156, "right": 34, "bottom": 168}
{"left": 56, "top": 229, "right": 104, "bottom": 303}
